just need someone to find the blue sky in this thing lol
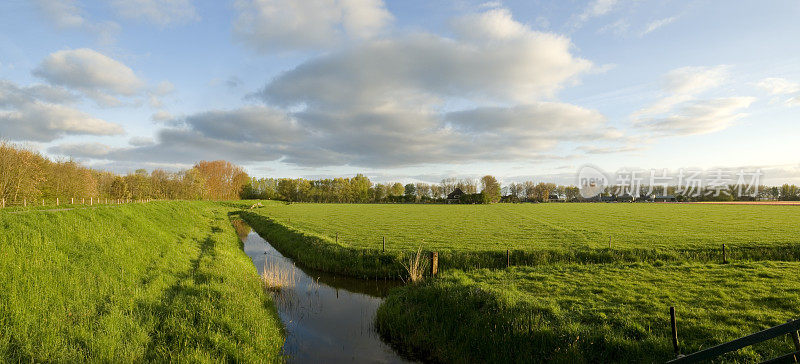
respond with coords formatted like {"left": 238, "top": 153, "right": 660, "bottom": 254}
{"left": 1, "top": 0, "right": 799, "bottom": 185}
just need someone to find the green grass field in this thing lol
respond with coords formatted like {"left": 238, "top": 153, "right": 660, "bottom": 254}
{"left": 243, "top": 202, "right": 800, "bottom": 277}
{"left": 243, "top": 201, "right": 800, "bottom": 362}
{"left": 258, "top": 202, "right": 800, "bottom": 251}
{"left": 0, "top": 201, "right": 283, "bottom": 362}
{"left": 377, "top": 262, "right": 800, "bottom": 363}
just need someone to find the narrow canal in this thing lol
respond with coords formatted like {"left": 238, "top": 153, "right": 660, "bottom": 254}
{"left": 237, "top": 221, "right": 414, "bottom": 363}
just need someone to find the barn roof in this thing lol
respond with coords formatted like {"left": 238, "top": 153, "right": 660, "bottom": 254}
{"left": 447, "top": 188, "right": 465, "bottom": 200}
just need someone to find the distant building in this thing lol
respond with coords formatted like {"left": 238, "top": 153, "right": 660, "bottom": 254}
{"left": 618, "top": 193, "right": 635, "bottom": 202}
{"left": 637, "top": 194, "right": 655, "bottom": 202}
{"left": 654, "top": 195, "right": 677, "bottom": 202}
{"left": 587, "top": 195, "right": 614, "bottom": 202}
{"left": 548, "top": 193, "right": 566, "bottom": 202}
{"left": 446, "top": 188, "right": 465, "bottom": 203}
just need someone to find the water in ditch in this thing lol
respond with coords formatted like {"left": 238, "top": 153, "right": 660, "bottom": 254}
{"left": 236, "top": 221, "right": 414, "bottom": 363}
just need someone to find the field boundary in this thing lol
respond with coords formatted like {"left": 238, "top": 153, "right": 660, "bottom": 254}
{"left": 238, "top": 210, "right": 800, "bottom": 278}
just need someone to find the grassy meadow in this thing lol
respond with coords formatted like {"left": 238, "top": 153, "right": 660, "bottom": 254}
{"left": 0, "top": 201, "right": 283, "bottom": 362}
{"left": 243, "top": 202, "right": 800, "bottom": 277}
{"left": 255, "top": 202, "right": 800, "bottom": 250}
{"left": 377, "top": 262, "right": 800, "bottom": 363}
{"left": 242, "top": 201, "right": 800, "bottom": 362}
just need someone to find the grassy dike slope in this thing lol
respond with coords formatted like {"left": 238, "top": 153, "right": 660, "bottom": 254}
{"left": 377, "top": 262, "right": 800, "bottom": 363}
{"left": 0, "top": 202, "right": 283, "bottom": 362}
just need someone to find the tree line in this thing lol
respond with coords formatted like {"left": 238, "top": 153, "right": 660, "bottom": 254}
{"left": 0, "top": 142, "right": 249, "bottom": 202}
{"left": 2, "top": 142, "right": 799, "bottom": 204}
{"left": 243, "top": 175, "right": 800, "bottom": 203}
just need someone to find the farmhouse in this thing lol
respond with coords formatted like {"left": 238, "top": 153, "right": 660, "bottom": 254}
{"left": 446, "top": 188, "right": 465, "bottom": 203}
{"left": 548, "top": 193, "right": 566, "bottom": 202}
{"left": 637, "top": 194, "right": 655, "bottom": 202}
{"left": 654, "top": 195, "right": 677, "bottom": 202}
{"left": 618, "top": 193, "right": 635, "bottom": 202}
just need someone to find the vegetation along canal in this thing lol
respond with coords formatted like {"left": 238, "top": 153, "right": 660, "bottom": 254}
{"left": 237, "top": 221, "right": 413, "bottom": 363}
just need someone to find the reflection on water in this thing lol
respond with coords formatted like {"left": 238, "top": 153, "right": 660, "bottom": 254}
{"left": 237, "top": 221, "right": 413, "bottom": 363}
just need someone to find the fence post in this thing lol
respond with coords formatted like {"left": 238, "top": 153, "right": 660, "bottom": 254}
{"left": 722, "top": 244, "right": 728, "bottom": 264}
{"left": 56, "top": 197, "right": 59, "bottom": 206}
{"left": 23, "top": 198, "right": 26, "bottom": 207}
{"left": 787, "top": 320, "right": 800, "bottom": 360}
{"left": 383, "top": 236, "right": 386, "bottom": 252}
{"left": 71, "top": 197, "right": 74, "bottom": 204}
{"left": 670, "top": 306, "right": 680, "bottom": 356}
{"left": 2, "top": 198, "right": 4, "bottom": 208}
{"left": 90, "top": 197, "right": 93, "bottom": 206}
{"left": 430, "top": 251, "right": 438, "bottom": 277}
{"left": 82, "top": 198, "right": 84, "bottom": 204}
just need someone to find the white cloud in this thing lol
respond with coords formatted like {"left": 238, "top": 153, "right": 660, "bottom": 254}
{"left": 0, "top": 102, "right": 123, "bottom": 142}
{"left": 32, "top": 0, "right": 85, "bottom": 28}
{"left": 573, "top": 0, "right": 618, "bottom": 28}
{"left": 598, "top": 19, "right": 629, "bottom": 36}
{"left": 451, "top": 8, "right": 528, "bottom": 40}
{"left": 634, "top": 65, "right": 729, "bottom": 117}
{"left": 0, "top": 80, "right": 123, "bottom": 142}
{"left": 32, "top": 0, "right": 120, "bottom": 44}
{"left": 151, "top": 110, "right": 174, "bottom": 122}
{"left": 757, "top": 77, "right": 800, "bottom": 95}
{"left": 633, "top": 66, "right": 754, "bottom": 136}
{"left": 0, "top": 80, "right": 77, "bottom": 105}
{"left": 51, "top": 8, "right": 626, "bottom": 168}
{"left": 129, "top": 136, "right": 155, "bottom": 146}
{"left": 641, "top": 16, "right": 677, "bottom": 36}
{"left": 233, "top": 0, "right": 393, "bottom": 52}
{"left": 259, "top": 10, "right": 592, "bottom": 108}
{"left": 787, "top": 96, "right": 800, "bottom": 107}
{"left": 664, "top": 65, "right": 729, "bottom": 95}
{"left": 33, "top": 48, "right": 145, "bottom": 106}
{"left": 111, "top": 0, "right": 198, "bottom": 26}
{"left": 638, "top": 97, "right": 755, "bottom": 136}
{"left": 49, "top": 142, "right": 117, "bottom": 157}
{"left": 154, "top": 81, "right": 175, "bottom": 95}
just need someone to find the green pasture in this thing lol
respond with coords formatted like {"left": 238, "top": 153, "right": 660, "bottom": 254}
{"left": 0, "top": 201, "right": 283, "bottom": 362}
{"left": 377, "top": 261, "right": 800, "bottom": 363}
{"left": 256, "top": 202, "right": 800, "bottom": 251}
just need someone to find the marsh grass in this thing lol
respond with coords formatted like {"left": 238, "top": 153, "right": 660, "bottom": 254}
{"left": 401, "top": 246, "right": 428, "bottom": 283}
{"left": 262, "top": 256, "right": 297, "bottom": 292}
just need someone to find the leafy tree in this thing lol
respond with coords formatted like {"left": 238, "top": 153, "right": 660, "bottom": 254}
{"left": 109, "top": 177, "right": 130, "bottom": 200}
{"left": 390, "top": 183, "right": 405, "bottom": 197}
{"left": 480, "top": 175, "right": 501, "bottom": 203}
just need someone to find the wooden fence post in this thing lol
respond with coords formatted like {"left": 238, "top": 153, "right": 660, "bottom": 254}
{"left": 382, "top": 236, "right": 386, "bottom": 252}
{"left": 23, "top": 198, "right": 26, "bottom": 207}
{"left": 81, "top": 198, "right": 84, "bottom": 204}
{"left": 2, "top": 198, "right": 5, "bottom": 208}
{"left": 671, "top": 306, "right": 680, "bottom": 356}
{"left": 430, "top": 251, "right": 438, "bottom": 277}
{"left": 90, "top": 197, "right": 93, "bottom": 206}
{"left": 56, "top": 198, "right": 59, "bottom": 206}
{"left": 71, "top": 197, "right": 74, "bottom": 204}
{"left": 788, "top": 320, "right": 800, "bottom": 358}
{"left": 722, "top": 244, "right": 728, "bottom": 264}
{"left": 42, "top": 199, "right": 44, "bottom": 206}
